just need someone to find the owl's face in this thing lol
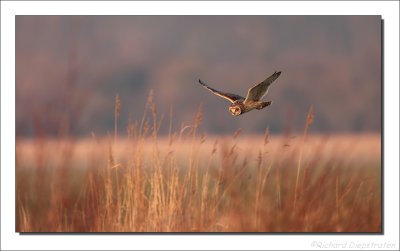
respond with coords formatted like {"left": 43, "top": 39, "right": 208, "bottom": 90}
{"left": 229, "top": 104, "right": 242, "bottom": 116}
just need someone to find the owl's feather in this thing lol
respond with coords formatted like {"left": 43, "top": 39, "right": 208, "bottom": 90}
{"left": 244, "top": 71, "right": 281, "bottom": 104}
{"left": 198, "top": 79, "right": 244, "bottom": 103}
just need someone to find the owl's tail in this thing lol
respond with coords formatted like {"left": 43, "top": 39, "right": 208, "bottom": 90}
{"left": 257, "top": 101, "right": 272, "bottom": 110}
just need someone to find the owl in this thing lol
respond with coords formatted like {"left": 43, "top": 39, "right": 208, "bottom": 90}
{"left": 198, "top": 71, "right": 281, "bottom": 116}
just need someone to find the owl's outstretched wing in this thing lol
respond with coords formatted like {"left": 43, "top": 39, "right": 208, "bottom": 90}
{"left": 244, "top": 71, "right": 281, "bottom": 104}
{"left": 198, "top": 79, "right": 244, "bottom": 103}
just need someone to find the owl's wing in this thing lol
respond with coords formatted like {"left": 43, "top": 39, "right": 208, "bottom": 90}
{"left": 198, "top": 79, "right": 244, "bottom": 103}
{"left": 244, "top": 71, "right": 281, "bottom": 104}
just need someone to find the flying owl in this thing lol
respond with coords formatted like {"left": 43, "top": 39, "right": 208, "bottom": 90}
{"left": 198, "top": 71, "right": 281, "bottom": 116}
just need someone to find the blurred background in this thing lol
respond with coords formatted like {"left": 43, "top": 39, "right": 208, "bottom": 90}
{"left": 16, "top": 16, "right": 381, "bottom": 137}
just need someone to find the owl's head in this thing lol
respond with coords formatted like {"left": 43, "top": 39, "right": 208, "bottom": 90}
{"left": 229, "top": 103, "right": 242, "bottom": 116}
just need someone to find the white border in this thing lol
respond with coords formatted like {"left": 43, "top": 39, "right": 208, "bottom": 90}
{"left": 1, "top": 1, "right": 399, "bottom": 250}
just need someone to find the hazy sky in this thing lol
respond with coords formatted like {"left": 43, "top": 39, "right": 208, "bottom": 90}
{"left": 16, "top": 16, "right": 381, "bottom": 136}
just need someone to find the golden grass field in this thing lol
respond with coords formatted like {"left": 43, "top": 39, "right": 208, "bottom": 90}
{"left": 15, "top": 99, "right": 381, "bottom": 232}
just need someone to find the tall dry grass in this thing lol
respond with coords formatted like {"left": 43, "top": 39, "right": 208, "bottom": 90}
{"left": 15, "top": 93, "right": 381, "bottom": 232}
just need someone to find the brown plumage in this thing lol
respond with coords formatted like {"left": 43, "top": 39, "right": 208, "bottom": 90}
{"left": 198, "top": 71, "right": 281, "bottom": 116}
